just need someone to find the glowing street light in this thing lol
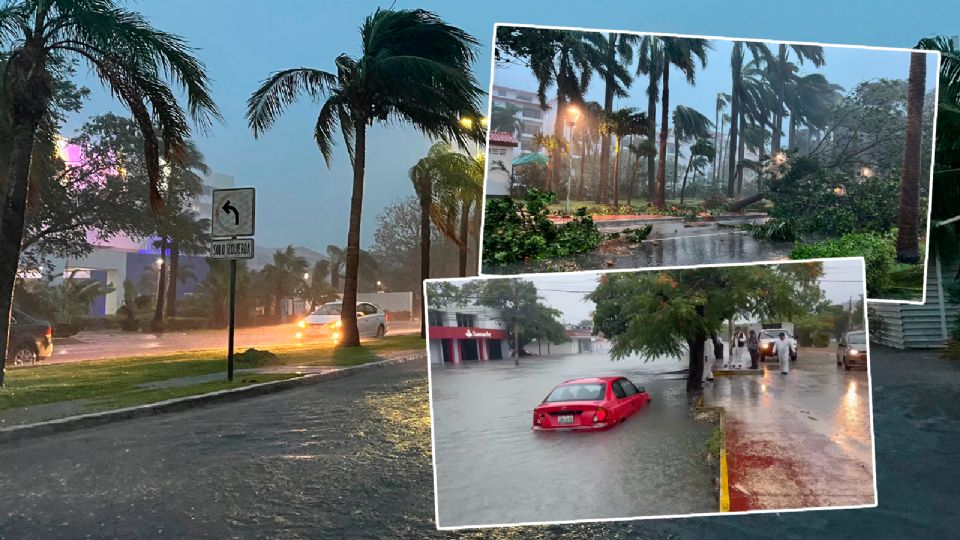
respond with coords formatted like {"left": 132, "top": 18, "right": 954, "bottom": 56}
{"left": 859, "top": 166, "right": 874, "bottom": 178}
{"left": 155, "top": 258, "right": 163, "bottom": 267}
{"left": 459, "top": 117, "right": 474, "bottom": 130}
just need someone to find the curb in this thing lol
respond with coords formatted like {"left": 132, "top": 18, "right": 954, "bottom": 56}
{"left": 696, "top": 394, "right": 730, "bottom": 513}
{"left": 0, "top": 353, "right": 425, "bottom": 444}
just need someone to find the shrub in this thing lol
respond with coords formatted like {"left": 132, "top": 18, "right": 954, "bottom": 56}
{"left": 701, "top": 192, "right": 728, "bottom": 210}
{"left": 791, "top": 232, "right": 895, "bottom": 296}
{"left": 235, "top": 348, "right": 278, "bottom": 366}
{"left": 483, "top": 189, "right": 602, "bottom": 265}
{"left": 743, "top": 218, "right": 803, "bottom": 242}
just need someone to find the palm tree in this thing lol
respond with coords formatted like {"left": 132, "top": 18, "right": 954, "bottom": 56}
{"left": 247, "top": 8, "right": 483, "bottom": 347}
{"left": 769, "top": 44, "right": 824, "bottom": 155}
{"left": 625, "top": 139, "right": 656, "bottom": 205}
{"left": 784, "top": 73, "right": 843, "bottom": 150}
{"left": 584, "top": 32, "right": 637, "bottom": 205}
{"left": 261, "top": 246, "right": 308, "bottom": 322}
{"left": 165, "top": 215, "right": 211, "bottom": 318}
{"left": 726, "top": 41, "right": 772, "bottom": 197}
{"left": 574, "top": 101, "right": 602, "bottom": 200}
{"left": 711, "top": 93, "right": 729, "bottom": 185}
{"left": 600, "top": 108, "right": 647, "bottom": 207}
{"left": 532, "top": 132, "right": 569, "bottom": 192}
{"left": 0, "top": 0, "right": 219, "bottom": 383}
{"left": 670, "top": 105, "right": 713, "bottom": 197}
{"left": 325, "top": 245, "right": 346, "bottom": 291}
{"left": 896, "top": 52, "right": 927, "bottom": 263}
{"left": 491, "top": 103, "right": 523, "bottom": 135}
{"left": 652, "top": 38, "right": 710, "bottom": 208}
{"left": 679, "top": 139, "right": 715, "bottom": 203}
{"left": 637, "top": 36, "right": 664, "bottom": 203}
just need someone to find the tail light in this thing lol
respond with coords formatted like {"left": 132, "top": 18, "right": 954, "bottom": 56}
{"left": 534, "top": 413, "right": 542, "bottom": 425}
{"left": 593, "top": 407, "right": 608, "bottom": 423}
{"left": 45, "top": 326, "right": 52, "bottom": 338}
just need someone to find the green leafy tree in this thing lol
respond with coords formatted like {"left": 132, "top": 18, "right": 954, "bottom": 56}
{"left": 247, "top": 8, "right": 483, "bottom": 347}
{"left": 769, "top": 44, "right": 825, "bottom": 155}
{"left": 473, "top": 278, "right": 567, "bottom": 366}
{"left": 599, "top": 107, "right": 647, "bottom": 208}
{"left": 590, "top": 263, "right": 824, "bottom": 392}
{"left": 0, "top": 0, "right": 220, "bottom": 385}
{"left": 259, "top": 246, "right": 308, "bottom": 322}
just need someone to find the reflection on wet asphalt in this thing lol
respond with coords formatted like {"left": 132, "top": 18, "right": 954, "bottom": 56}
{"left": 0, "top": 349, "right": 958, "bottom": 539}
{"left": 484, "top": 221, "right": 794, "bottom": 274}
{"left": 431, "top": 352, "right": 717, "bottom": 527}
{"left": 706, "top": 350, "right": 874, "bottom": 511}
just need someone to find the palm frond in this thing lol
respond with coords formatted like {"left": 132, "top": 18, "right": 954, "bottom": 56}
{"left": 246, "top": 67, "right": 337, "bottom": 136}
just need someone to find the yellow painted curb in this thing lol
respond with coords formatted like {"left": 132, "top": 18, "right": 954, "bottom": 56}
{"left": 719, "top": 407, "right": 730, "bottom": 512}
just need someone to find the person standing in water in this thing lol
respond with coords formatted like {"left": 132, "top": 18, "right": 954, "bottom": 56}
{"left": 773, "top": 332, "right": 792, "bottom": 374}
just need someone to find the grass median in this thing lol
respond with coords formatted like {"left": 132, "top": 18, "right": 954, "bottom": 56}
{"left": 0, "top": 334, "right": 425, "bottom": 422}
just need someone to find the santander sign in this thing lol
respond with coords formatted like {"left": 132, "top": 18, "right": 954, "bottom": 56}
{"left": 465, "top": 329, "right": 493, "bottom": 338}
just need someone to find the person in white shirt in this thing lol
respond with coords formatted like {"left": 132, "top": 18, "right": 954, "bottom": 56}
{"left": 703, "top": 334, "right": 722, "bottom": 382}
{"left": 731, "top": 327, "right": 747, "bottom": 369}
{"left": 773, "top": 332, "right": 792, "bottom": 374}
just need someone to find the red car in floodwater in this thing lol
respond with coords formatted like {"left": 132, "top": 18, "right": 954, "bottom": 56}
{"left": 532, "top": 376, "right": 650, "bottom": 431}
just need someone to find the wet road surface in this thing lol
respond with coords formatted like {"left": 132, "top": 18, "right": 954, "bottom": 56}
{"left": 430, "top": 352, "right": 718, "bottom": 527}
{"left": 484, "top": 220, "right": 793, "bottom": 274}
{"left": 0, "top": 348, "right": 957, "bottom": 538}
{"left": 705, "top": 349, "right": 874, "bottom": 511}
{"left": 46, "top": 320, "right": 420, "bottom": 364}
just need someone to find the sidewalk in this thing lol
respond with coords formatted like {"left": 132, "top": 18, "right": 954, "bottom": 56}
{"left": 705, "top": 349, "right": 875, "bottom": 512}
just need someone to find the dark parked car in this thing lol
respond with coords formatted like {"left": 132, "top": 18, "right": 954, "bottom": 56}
{"left": 837, "top": 330, "right": 867, "bottom": 370}
{"left": 9, "top": 309, "right": 53, "bottom": 366}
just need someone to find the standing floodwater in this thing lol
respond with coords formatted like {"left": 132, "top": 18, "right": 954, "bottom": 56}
{"left": 430, "top": 352, "right": 717, "bottom": 527}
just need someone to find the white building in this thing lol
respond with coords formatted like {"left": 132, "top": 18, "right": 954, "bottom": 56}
{"left": 485, "top": 131, "right": 518, "bottom": 196}
{"left": 491, "top": 85, "right": 551, "bottom": 153}
{"left": 427, "top": 304, "right": 510, "bottom": 364}
{"left": 524, "top": 328, "right": 606, "bottom": 355}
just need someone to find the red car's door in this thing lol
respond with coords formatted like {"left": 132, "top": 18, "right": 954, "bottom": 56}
{"left": 619, "top": 378, "right": 643, "bottom": 415}
{"left": 609, "top": 380, "right": 629, "bottom": 421}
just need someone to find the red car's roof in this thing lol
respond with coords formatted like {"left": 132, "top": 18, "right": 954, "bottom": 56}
{"left": 560, "top": 377, "right": 619, "bottom": 385}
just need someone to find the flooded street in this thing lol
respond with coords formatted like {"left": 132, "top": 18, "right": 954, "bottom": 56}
{"left": 483, "top": 220, "right": 794, "bottom": 274}
{"left": 430, "top": 352, "right": 718, "bottom": 527}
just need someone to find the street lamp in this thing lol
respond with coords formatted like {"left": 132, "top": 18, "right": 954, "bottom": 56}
{"left": 564, "top": 105, "right": 581, "bottom": 213}
{"left": 459, "top": 116, "right": 473, "bottom": 130}
{"left": 376, "top": 280, "right": 384, "bottom": 293}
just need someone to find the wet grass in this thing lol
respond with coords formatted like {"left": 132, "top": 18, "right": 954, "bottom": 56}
{"left": 0, "top": 334, "right": 424, "bottom": 414}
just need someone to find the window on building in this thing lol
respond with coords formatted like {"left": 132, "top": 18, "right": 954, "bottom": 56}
{"left": 517, "top": 91, "right": 534, "bottom": 101}
{"left": 490, "top": 148, "right": 507, "bottom": 156}
{"left": 428, "top": 311, "right": 444, "bottom": 327}
{"left": 496, "top": 87, "right": 507, "bottom": 97}
{"left": 455, "top": 313, "right": 476, "bottom": 327}
{"left": 521, "top": 124, "right": 539, "bottom": 136}
{"left": 522, "top": 108, "right": 542, "bottom": 119}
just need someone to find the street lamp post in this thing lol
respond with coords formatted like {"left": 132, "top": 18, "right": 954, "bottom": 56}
{"left": 564, "top": 105, "right": 581, "bottom": 213}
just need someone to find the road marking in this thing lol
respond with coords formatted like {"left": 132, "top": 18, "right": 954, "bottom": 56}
{"left": 719, "top": 408, "right": 730, "bottom": 512}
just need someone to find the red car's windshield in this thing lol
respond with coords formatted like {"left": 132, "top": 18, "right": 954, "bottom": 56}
{"left": 544, "top": 383, "right": 606, "bottom": 402}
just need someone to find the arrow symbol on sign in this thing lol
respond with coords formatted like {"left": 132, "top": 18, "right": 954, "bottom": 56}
{"left": 222, "top": 200, "right": 240, "bottom": 225}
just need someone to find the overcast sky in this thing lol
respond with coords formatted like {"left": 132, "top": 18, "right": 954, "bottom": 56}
{"left": 533, "top": 259, "right": 866, "bottom": 325}
{"left": 60, "top": 0, "right": 958, "bottom": 252}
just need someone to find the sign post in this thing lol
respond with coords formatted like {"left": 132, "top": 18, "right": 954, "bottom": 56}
{"left": 211, "top": 188, "right": 256, "bottom": 381}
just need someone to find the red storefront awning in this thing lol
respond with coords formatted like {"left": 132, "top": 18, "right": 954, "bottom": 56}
{"left": 428, "top": 326, "right": 507, "bottom": 340}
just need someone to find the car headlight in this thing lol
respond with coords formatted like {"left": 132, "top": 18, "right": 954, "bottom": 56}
{"left": 297, "top": 320, "right": 306, "bottom": 328}
{"left": 848, "top": 349, "right": 859, "bottom": 355}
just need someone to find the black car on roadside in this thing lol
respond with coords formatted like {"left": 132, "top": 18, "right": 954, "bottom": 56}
{"left": 9, "top": 309, "right": 53, "bottom": 366}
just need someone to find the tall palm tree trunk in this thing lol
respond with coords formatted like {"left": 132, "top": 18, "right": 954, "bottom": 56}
{"left": 715, "top": 122, "right": 726, "bottom": 191}
{"left": 0, "top": 44, "right": 52, "bottom": 386}
{"left": 166, "top": 240, "right": 180, "bottom": 317}
{"left": 153, "top": 238, "right": 168, "bottom": 329}
{"left": 612, "top": 137, "right": 622, "bottom": 208}
{"left": 458, "top": 200, "right": 470, "bottom": 277}
{"left": 646, "top": 83, "right": 657, "bottom": 203}
{"left": 599, "top": 66, "right": 615, "bottom": 204}
{"left": 679, "top": 158, "right": 694, "bottom": 203}
{"left": 726, "top": 93, "right": 740, "bottom": 197}
{"left": 711, "top": 106, "right": 720, "bottom": 185}
{"left": 672, "top": 128, "right": 680, "bottom": 199}
{"left": 418, "top": 184, "right": 431, "bottom": 338}
{"left": 550, "top": 96, "right": 566, "bottom": 194}
{"left": 771, "top": 44, "right": 786, "bottom": 156}
{"left": 654, "top": 63, "right": 670, "bottom": 208}
{"left": 736, "top": 113, "right": 746, "bottom": 197}
{"left": 788, "top": 115, "right": 797, "bottom": 150}
{"left": 896, "top": 52, "right": 926, "bottom": 263}
{"left": 340, "top": 121, "right": 366, "bottom": 347}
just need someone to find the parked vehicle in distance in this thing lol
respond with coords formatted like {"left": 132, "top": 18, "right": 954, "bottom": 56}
{"left": 533, "top": 376, "right": 650, "bottom": 431}
{"left": 298, "top": 301, "right": 388, "bottom": 341}
{"left": 9, "top": 309, "right": 53, "bottom": 366}
{"left": 758, "top": 329, "right": 798, "bottom": 362}
{"left": 837, "top": 330, "right": 868, "bottom": 370}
